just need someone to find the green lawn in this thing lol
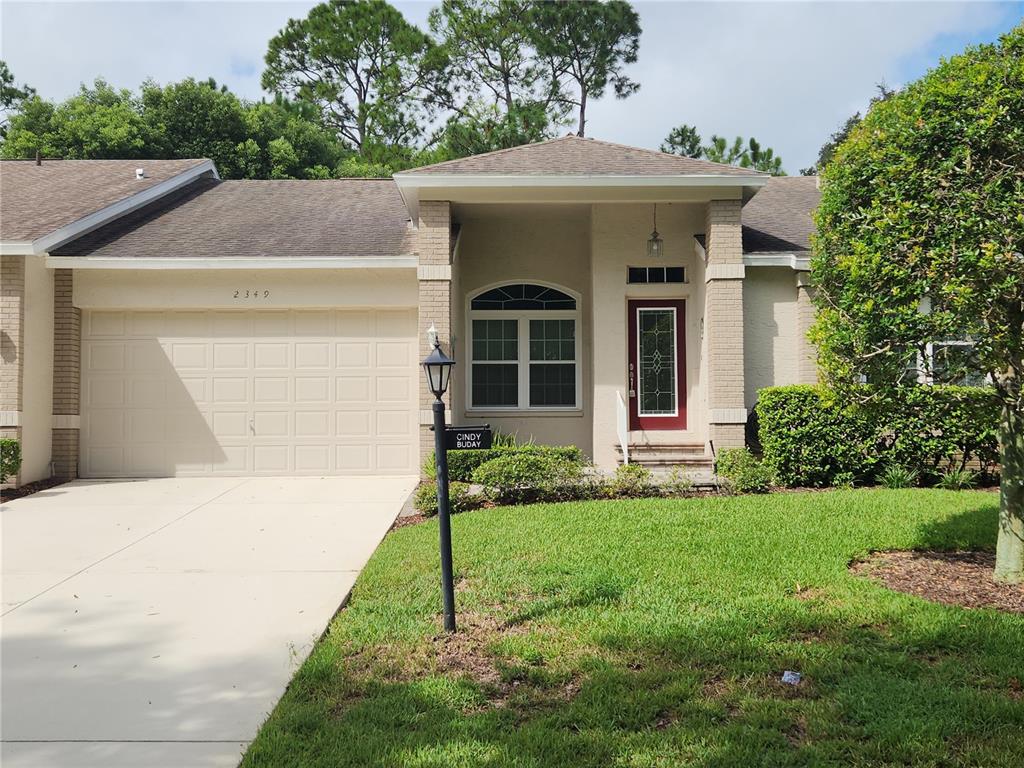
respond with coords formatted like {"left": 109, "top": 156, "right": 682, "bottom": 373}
{"left": 243, "top": 489, "right": 1024, "bottom": 767}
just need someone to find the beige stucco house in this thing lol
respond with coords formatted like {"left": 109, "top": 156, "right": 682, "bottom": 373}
{"left": 0, "top": 137, "right": 820, "bottom": 487}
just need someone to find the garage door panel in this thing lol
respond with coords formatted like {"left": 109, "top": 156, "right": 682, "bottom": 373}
{"left": 254, "top": 343, "right": 289, "bottom": 369}
{"left": 336, "top": 342, "right": 370, "bottom": 368}
{"left": 336, "top": 444, "right": 371, "bottom": 472}
{"left": 296, "top": 411, "right": 330, "bottom": 437}
{"left": 87, "top": 344, "right": 126, "bottom": 371}
{"left": 85, "top": 378, "right": 125, "bottom": 407}
{"left": 213, "top": 343, "right": 249, "bottom": 369}
{"left": 212, "top": 377, "right": 249, "bottom": 404}
{"left": 81, "top": 309, "right": 417, "bottom": 477}
{"left": 336, "top": 411, "right": 371, "bottom": 437}
{"left": 335, "top": 376, "right": 370, "bottom": 403}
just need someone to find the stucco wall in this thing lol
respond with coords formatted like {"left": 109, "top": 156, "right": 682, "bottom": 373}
{"left": 591, "top": 203, "right": 706, "bottom": 468}
{"left": 453, "top": 204, "right": 593, "bottom": 453}
{"left": 743, "top": 266, "right": 801, "bottom": 409}
{"left": 20, "top": 255, "right": 54, "bottom": 482}
{"left": 73, "top": 268, "right": 418, "bottom": 309}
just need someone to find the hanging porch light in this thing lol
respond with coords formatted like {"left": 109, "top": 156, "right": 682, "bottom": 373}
{"left": 647, "top": 204, "right": 664, "bottom": 259}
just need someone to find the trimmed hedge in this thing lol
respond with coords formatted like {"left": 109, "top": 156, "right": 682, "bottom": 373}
{"left": 756, "top": 385, "right": 1000, "bottom": 487}
{"left": 423, "top": 444, "right": 583, "bottom": 482}
{"left": 1, "top": 438, "right": 21, "bottom": 484}
{"left": 472, "top": 451, "right": 585, "bottom": 504}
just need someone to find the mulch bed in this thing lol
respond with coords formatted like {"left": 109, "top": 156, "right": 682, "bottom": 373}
{"left": 852, "top": 550, "right": 1024, "bottom": 613}
{"left": 1, "top": 477, "right": 67, "bottom": 504}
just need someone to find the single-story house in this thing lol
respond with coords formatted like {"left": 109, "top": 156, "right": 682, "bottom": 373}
{"left": 0, "top": 136, "right": 820, "bottom": 486}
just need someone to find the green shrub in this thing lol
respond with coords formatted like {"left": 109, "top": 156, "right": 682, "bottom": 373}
{"left": 423, "top": 444, "right": 583, "bottom": 482}
{"left": 936, "top": 468, "right": 978, "bottom": 490}
{"left": 715, "top": 448, "right": 775, "bottom": 493}
{"left": 0, "top": 439, "right": 21, "bottom": 484}
{"left": 472, "top": 452, "right": 584, "bottom": 504}
{"left": 607, "top": 463, "right": 654, "bottom": 498}
{"left": 880, "top": 465, "right": 919, "bottom": 489}
{"left": 757, "top": 385, "right": 1000, "bottom": 488}
{"left": 662, "top": 467, "right": 694, "bottom": 496}
{"left": 413, "top": 481, "right": 476, "bottom": 516}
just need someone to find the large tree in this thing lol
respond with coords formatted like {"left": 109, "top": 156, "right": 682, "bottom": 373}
{"left": 801, "top": 83, "right": 894, "bottom": 176}
{"left": 141, "top": 78, "right": 249, "bottom": 177}
{"left": 664, "top": 125, "right": 787, "bottom": 175}
{"left": 812, "top": 24, "right": 1024, "bottom": 581}
{"left": 429, "top": 0, "right": 563, "bottom": 155}
{"left": 0, "top": 61, "right": 35, "bottom": 138}
{"left": 262, "top": 0, "right": 448, "bottom": 157}
{"left": 660, "top": 123, "right": 701, "bottom": 158}
{"left": 528, "top": 0, "right": 641, "bottom": 137}
{"left": 1, "top": 79, "right": 153, "bottom": 159}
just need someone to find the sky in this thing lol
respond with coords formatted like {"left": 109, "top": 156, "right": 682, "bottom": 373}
{"left": 2, "top": 0, "right": 1022, "bottom": 172}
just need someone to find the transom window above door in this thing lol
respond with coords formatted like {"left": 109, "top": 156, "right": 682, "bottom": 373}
{"left": 468, "top": 283, "right": 580, "bottom": 410}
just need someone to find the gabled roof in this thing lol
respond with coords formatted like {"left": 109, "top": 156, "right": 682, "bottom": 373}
{"left": 400, "top": 135, "right": 765, "bottom": 177}
{"left": 53, "top": 177, "right": 416, "bottom": 261}
{"left": 741, "top": 176, "right": 821, "bottom": 254}
{"left": 0, "top": 158, "right": 215, "bottom": 252}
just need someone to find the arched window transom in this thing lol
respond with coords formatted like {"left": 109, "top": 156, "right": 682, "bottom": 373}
{"left": 468, "top": 283, "right": 580, "bottom": 410}
{"left": 470, "top": 283, "right": 577, "bottom": 311}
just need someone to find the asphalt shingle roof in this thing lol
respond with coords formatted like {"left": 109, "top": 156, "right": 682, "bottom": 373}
{"left": 399, "top": 135, "right": 766, "bottom": 177}
{"left": 54, "top": 177, "right": 416, "bottom": 259}
{"left": 0, "top": 158, "right": 208, "bottom": 242}
{"left": 741, "top": 176, "right": 821, "bottom": 253}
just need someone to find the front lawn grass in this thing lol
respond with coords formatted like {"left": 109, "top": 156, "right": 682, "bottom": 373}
{"left": 243, "top": 489, "right": 1023, "bottom": 767}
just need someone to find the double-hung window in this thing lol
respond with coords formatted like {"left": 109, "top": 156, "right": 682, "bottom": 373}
{"left": 469, "top": 283, "right": 579, "bottom": 410}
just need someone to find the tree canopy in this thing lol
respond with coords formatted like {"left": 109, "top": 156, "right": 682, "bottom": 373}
{"left": 527, "top": 0, "right": 641, "bottom": 136}
{"left": 662, "top": 124, "right": 787, "bottom": 175}
{"left": 0, "top": 78, "right": 358, "bottom": 179}
{"left": 811, "top": 23, "right": 1024, "bottom": 582}
{"left": 262, "top": 0, "right": 449, "bottom": 158}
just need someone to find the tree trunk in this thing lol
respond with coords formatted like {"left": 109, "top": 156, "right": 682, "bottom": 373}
{"left": 577, "top": 88, "right": 587, "bottom": 137}
{"left": 994, "top": 402, "right": 1024, "bottom": 583}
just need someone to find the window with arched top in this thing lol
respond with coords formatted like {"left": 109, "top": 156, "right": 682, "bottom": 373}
{"left": 468, "top": 283, "right": 580, "bottom": 410}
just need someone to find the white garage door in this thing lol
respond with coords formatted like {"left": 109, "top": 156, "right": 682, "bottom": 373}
{"left": 80, "top": 309, "right": 419, "bottom": 477}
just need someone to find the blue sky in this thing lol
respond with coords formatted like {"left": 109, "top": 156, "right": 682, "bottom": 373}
{"left": 2, "top": 1, "right": 1022, "bottom": 172}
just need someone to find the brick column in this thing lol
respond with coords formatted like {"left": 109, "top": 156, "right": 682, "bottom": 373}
{"left": 51, "top": 269, "right": 81, "bottom": 479}
{"left": 0, "top": 256, "right": 25, "bottom": 486}
{"left": 417, "top": 201, "right": 453, "bottom": 471}
{"left": 795, "top": 271, "right": 818, "bottom": 384}
{"left": 704, "top": 200, "right": 747, "bottom": 450}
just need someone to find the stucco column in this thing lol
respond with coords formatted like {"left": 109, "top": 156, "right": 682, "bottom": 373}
{"left": 0, "top": 255, "right": 25, "bottom": 486}
{"left": 52, "top": 269, "right": 81, "bottom": 479}
{"left": 795, "top": 271, "right": 818, "bottom": 384}
{"left": 703, "top": 200, "right": 747, "bottom": 451}
{"left": 417, "top": 201, "right": 453, "bottom": 471}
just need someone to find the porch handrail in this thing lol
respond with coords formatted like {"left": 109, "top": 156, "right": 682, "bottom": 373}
{"left": 616, "top": 390, "right": 629, "bottom": 464}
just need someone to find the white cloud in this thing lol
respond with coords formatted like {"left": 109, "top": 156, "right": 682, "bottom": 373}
{"left": 1, "top": 0, "right": 1014, "bottom": 171}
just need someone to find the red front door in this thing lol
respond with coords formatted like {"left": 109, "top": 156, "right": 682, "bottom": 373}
{"left": 627, "top": 300, "right": 686, "bottom": 431}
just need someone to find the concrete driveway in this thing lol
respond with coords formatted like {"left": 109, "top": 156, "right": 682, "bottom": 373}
{"left": 1, "top": 475, "right": 416, "bottom": 768}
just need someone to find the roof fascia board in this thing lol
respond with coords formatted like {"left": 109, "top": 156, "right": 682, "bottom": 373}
{"left": 45, "top": 255, "right": 418, "bottom": 270}
{"left": 395, "top": 174, "right": 768, "bottom": 189}
{"left": 743, "top": 253, "right": 811, "bottom": 271}
{"left": 0, "top": 241, "right": 35, "bottom": 255}
{"left": 31, "top": 160, "right": 220, "bottom": 254}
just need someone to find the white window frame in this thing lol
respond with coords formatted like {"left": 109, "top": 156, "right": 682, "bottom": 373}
{"left": 466, "top": 282, "right": 582, "bottom": 412}
{"left": 918, "top": 339, "right": 990, "bottom": 386}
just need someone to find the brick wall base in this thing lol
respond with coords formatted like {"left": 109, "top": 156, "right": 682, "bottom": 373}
{"left": 51, "top": 428, "right": 79, "bottom": 480}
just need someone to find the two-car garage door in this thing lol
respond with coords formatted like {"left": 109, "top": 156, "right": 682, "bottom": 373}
{"left": 80, "top": 309, "right": 418, "bottom": 477}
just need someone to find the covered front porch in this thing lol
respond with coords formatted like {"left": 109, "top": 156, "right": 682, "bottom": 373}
{"left": 444, "top": 199, "right": 731, "bottom": 473}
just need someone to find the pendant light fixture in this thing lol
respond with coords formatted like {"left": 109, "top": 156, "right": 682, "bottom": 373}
{"left": 646, "top": 203, "right": 664, "bottom": 258}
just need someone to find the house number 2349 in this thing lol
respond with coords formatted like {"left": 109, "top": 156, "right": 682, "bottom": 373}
{"left": 233, "top": 289, "right": 270, "bottom": 299}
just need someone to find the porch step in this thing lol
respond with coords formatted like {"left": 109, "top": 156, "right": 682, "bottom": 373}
{"left": 614, "top": 442, "right": 715, "bottom": 472}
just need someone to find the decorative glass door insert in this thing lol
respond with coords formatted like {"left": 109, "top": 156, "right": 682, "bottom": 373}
{"left": 627, "top": 300, "right": 686, "bottom": 430}
{"left": 638, "top": 308, "right": 677, "bottom": 416}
